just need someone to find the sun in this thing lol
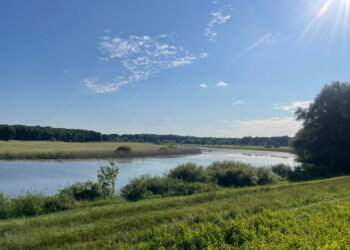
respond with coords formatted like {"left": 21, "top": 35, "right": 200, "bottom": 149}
{"left": 300, "top": 0, "right": 350, "bottom": 40}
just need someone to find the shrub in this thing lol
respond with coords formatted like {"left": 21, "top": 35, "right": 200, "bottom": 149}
{"left": 217, "top": 167, "right": 259, "bottom": 187}
{"left": 43, "top": 194, "right": 74, "bottom": 213}
{"left": 272, "top": 164, "right": 293, "bottom": 178}
{"left": 0, "top": 192, "right": 11, "bottom": 219}
{"left": 12, "top": 193, "right": 47, "bottom": 217}
{"left": 256, "top": 168, "right": 280, "bottom": 185}
{"left": 167, "top": 163, "right": 208, "bottom": 183}
{"left": 116, "top": 146, "right": 132, "bottom": 153}
{"left": 120, "top": 175, "right": 217, "bottom": 201}
{"left": 97, "top": 160, "right": 119, "bottom": 198}
{"left": 59, "top": 181, "right": 103, "bottom": 200}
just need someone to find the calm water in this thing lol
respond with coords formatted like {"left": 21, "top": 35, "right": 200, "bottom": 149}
{"left": 0, "top": 148, "right": 297, "bottom": 197}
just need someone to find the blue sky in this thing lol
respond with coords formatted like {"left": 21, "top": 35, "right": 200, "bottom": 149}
{"left": 1, "top": 0, "right": 349, "bottom": 137}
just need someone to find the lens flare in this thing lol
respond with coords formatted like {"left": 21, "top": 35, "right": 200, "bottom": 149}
{"left": 317, "top": 0, "right": 333, "bottom": 17}
{"left": 300, "top": 0, "right": 350, "bottom": 42}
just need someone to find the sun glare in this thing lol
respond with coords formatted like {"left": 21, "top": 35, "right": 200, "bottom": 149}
{"left": 300, "top": 0, "right": 350, "bottom": 40}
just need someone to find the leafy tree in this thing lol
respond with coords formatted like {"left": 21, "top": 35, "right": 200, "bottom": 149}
{"left": 292, "top": 81, "right": 350, "bottom": 176}
{"left": 0, "top": 125, "right": 16, "bottom": 141}
{"left": 97, "top": 160, "right": 119, "bottom": 198}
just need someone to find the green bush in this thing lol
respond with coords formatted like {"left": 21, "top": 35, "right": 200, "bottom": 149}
{"left": 115, "top": 146, "right": 132, "bottom": 153}
{"left": 256, "top": 167, "right": 280, "bottom": 185}
{"left": 208, "top": 161, "right": 278, "bottom": 187}
{"left": 0, "top": 192, "right": 11, "bottom": 219}
{"left": 120, "top": 175, "right": 217, "bottom": 201}
{"left": 272, "top": 164, "right": 293, "bottom": 178}
{"left": 12, "top": 193, "right": 47, "bottom": 217}
{"left": 167, "top": 163, "right": 208, "bottom": 183}
{"left": 43, "top": 194, "right": 74, "bottom": 213}
{"left": 59, "top": 181, "right": 103, "bottom": 200}
{"left": 217, "top": 167, "right": 259, "bottom": 187}
{"left": 0, "top": 192, "right": 74, "bottom": 219}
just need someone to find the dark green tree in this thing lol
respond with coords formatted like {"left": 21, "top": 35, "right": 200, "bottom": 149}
{"left": 292, "top": 81, "right": 350, "bottom": 176}
{"left": 0, "top": 125, "right": 16, "bottom": 141}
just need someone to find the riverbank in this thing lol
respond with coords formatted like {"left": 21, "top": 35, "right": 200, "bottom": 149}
{"left": 1, "top": 176, "right": 349, "bottom": 249}
{"left": 0, "top": 141, "right": 200, "bottom": 160}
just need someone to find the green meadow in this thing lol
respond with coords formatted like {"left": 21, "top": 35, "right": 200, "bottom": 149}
{"left": 1, "top": 176, "right": 350, "bottom": 249}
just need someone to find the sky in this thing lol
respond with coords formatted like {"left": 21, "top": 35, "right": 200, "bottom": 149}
{"left": 1, "top": 0, "right": 350, "bottom": 137}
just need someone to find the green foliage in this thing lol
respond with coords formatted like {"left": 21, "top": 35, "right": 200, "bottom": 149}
{"left": 0, "top": 125, "right": 16, "bottom": 141}
{"left": 59, "top": 181, "right": 103, "bottom": 200}
{"left": 43, "top": 195, "right": 74, "bottom": 213}
{"left": 120, "top": 175, "right": 217, "bottom": 201}
{"left": 167, "top": 141, "right": 177, "bottom": 149}
{"left": 292, "top": 81, "right": 350, "bottom": 176}
{"left": 130, "top": 201, "right": 350, "bottom": 249}
{"left": 0, "top": 192, "right": 73, "bottom": 219}
{"left": 115, "top": 145, "right": 132, "bottom": 153}
{"left": 97, "top": 160, "right": 119, "bottom": 198}
{"left": 272, "top": 164, "right": 293, "bottom": 178}
{"left": 122, "top": 161, "right": 280, "bottom": 201}
{"left": 168, "top": 163, "right": 208, "bottom": 183}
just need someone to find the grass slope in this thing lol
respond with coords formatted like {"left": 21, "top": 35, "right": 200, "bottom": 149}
{"left": 1, "top": 176, "right": 350, "bottom": 249}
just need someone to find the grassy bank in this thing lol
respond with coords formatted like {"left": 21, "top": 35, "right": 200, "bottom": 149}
{"left": 1, "top": 176, "right": 350, "bottom": 249}
{"left": 198, "top": 144, "right": 293, "bottom": 153}
{"left": 0, "top": 141, "right": 200, "bottom": 160}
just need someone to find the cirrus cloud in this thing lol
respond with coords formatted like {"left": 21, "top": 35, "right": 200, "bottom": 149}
{"left": 205, "top": 6, "right": 233, "bottom": 41}
{"left": 84, "top": 34, "right": 208, "bottom": 94}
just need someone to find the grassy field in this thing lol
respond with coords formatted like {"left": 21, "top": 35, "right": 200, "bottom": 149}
{"left": 1, "top": 176, "right": 350, "bottom": 249}
{"left": 0, "top": 141, "right": 199, "bottom": 160}
{"left": 198, "top": 144, "right": 293, "bottom": 153}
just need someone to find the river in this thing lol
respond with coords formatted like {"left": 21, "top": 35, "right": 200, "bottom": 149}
{"left": 0, "top": 148, "right": 297, "bottom": 197}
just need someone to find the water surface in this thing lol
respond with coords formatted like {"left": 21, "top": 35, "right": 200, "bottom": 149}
{"left": 0, "top": 148, "right": 297, "bottom": 197}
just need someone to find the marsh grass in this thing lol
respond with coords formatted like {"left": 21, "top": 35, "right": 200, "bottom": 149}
{"left": 0, "top": 141, "right": 200, "bottom": 159}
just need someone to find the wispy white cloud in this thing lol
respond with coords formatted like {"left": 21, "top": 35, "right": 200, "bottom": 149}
{"left": 199, "top": 83, "right": 207, "bottom": 88}
{"left": 205, "top": 6, "right": 232, "bottom": 41}
{"left": 85, "top": 34, "right": 207, "bottom": 94}
{"left": 233, "top": 33, "right": 272, "bottom": 62}
{"left": 232, "top": 100, "right": 244, "bottom": 105}
{"left": 216, "top": 81, "right": 228, "bottom": 87}
{"left": 274, "top": 101, "right": 312, "bottom": 112}
{"left": 63, "top": 69, "right": 69, "bottom": 73}
{"left": 83, "top": 78, "right": 128, "bottom": 94}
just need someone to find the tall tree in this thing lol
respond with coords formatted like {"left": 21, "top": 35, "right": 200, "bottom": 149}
{"left": 292, "top": 81, "right": 350, "bottom": 176}
{"left": 0, "top": 125, "right": 16, "bottom": 141}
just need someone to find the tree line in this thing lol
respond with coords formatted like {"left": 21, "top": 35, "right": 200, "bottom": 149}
{"left": 0, "top": 124, "right": 291, "bottom": 146}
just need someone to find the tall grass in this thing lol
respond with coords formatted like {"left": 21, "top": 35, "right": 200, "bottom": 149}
{"left": 0, "top": 176, "right": 350, "bottom": 249}
{"left": 0, "top": 140, "right": 199, "bottom": 159}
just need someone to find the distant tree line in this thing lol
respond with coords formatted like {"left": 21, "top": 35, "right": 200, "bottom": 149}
{"left": 0, "top": 124, "right": 291, "bottom": 146}
{"left": 0, "top": 125, "right": 101, "bottom": 142}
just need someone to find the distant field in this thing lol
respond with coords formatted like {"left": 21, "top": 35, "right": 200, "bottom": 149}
{"left": 0, "top": 141, "right": 187, "bottom": 160}
{"left": 0, "top": 176, "right": 349, "bottom": 249}
{"left": 198, "top": 144, "right": 293, "bottom": 153}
